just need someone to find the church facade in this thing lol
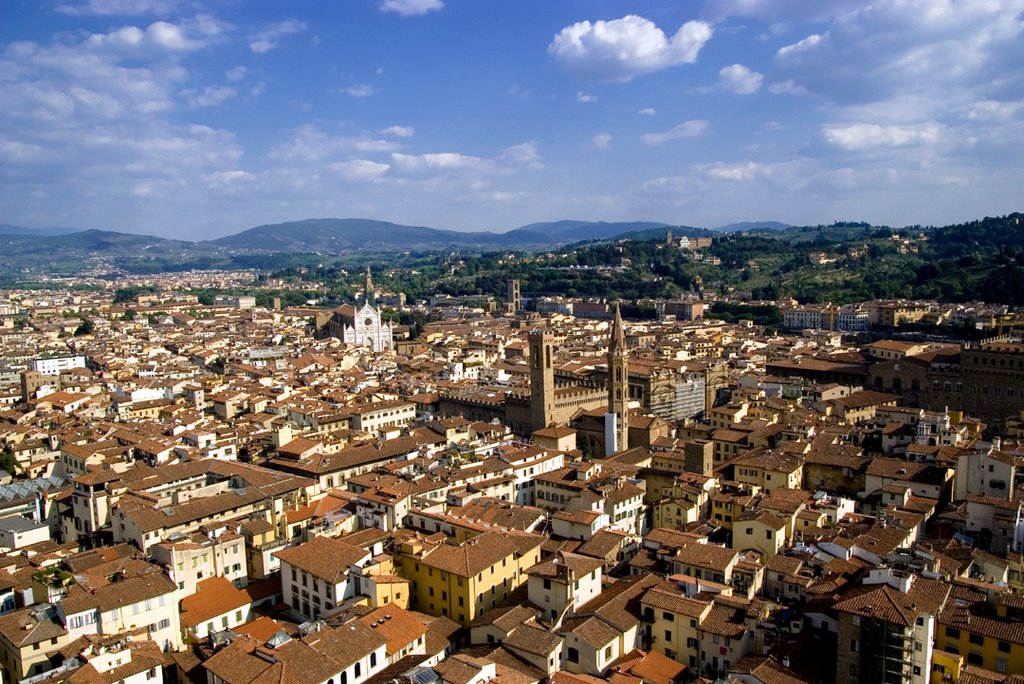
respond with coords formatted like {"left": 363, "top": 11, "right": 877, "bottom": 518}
{"left": 319, "top": 268, "right": 393, "bottom": 351}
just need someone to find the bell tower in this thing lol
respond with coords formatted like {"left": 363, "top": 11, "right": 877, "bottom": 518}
{"left": 606, "top": 303, "right": 629, "bottom": 455}
{"left": 507, "top": 279, "right": 521, "bottom": 315}
{"left": 529, "top": 328, "right": 555, "bottom": 434}
{"left": 365, "top": 265, "right": 375, "bottom": 305}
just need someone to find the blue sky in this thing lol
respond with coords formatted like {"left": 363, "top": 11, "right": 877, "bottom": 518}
{"left": 2, "top": 0, "right": 1022, "bottom": 239}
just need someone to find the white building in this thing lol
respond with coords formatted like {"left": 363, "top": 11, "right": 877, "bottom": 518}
{"left": 275, "top": 536, "right": 372, "bottom": 620}
{"left": 323, "top": 301, "right": 393, "bottom": 352}
{"left": 0, "top": 515, "right": 50, "bottom": 550}
{"left": 31, "top": 355, "right": 86, "bottom": 375}
{"left": 526, "top": 552, "right": 603, "bottom": 623}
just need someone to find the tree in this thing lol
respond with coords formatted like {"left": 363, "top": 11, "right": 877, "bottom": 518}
{"left": 74, "top": 318, "right": 94, "bottom": 336}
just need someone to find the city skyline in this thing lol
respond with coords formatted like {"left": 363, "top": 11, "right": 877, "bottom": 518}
{"left": 2, "top": 0, "right": 1023, "bottom": 239}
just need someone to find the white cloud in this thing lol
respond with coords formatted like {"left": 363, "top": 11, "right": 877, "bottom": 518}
{"left": 638, "top": 107, "right": 656, "bottom": 115}
{"left": 181, "top": 85, "right": 235, "bottom": 109}
{"left": 380, "top": 0, "right": 443, "bottom": 17}
{"left": 381, "top": 125, "right": 415, "bottom": 137}
{"left": 249, "top": 19, "right": 306, "bottom": 53}
{"left": 329, "top": 160, "right": 391, "bottom": 182}
{"left": 776, "top": 32, "right": 825, "bottom": 59}
{"left": 699, "top": 161, "right": 770, "bottom": 181}
{"left": 822, "top": 122, "right": 944, "bottom": 150}
{"left": 342, "top": 84, "right": 374, "bottom": 97}
{"left": 225, "top": 66, "right": 248, "bottom": 82}
{"left": 704, "top": 0, "right": 864, "bottom": 23}
{"left": 500, "top": 142, "right": 542, "bottom": 168}
{"left": 592, "top": 133, "right": 612, "bottom": 149}
{"left": 963, "top": 100, "right": 1024, "bottom": 122}
{"left": 641, "top": 175, "right": 696, "bottom": 193}
{"left": 719, "top": 64, "right": 763, "bottom": 94}
{"left": 642, "top": 120, "right": 709, "bottom": 145}
{"left": 773, "top": 0, "right": 1024, "bottom": 108}
{"left": 577, "top": 91, "right": 597, "bottom": 103}
{"left": 352, "top": 138, "right": 400, "bottom": 153}
{"left": 203, "top": 169, "right": 255, "bottom": 186}
{"left": 84, "top": 20, "right": 211, "bottom": 52}
{"left": 390, "top": 152, "right": 489, "bottom": 173}
{"left": 0, "top": 139, "right": 48, "bottom": 163}
{"left": 56, "top": 0, "right": 181, "bottom": 16}
{"left": 768, "top": 79, "right": 806, "bottom": 95}
{"left": 549, "top": 15, "right": 712, "bottom": 82}
{"left": 267, "top": 126, "right": 404, "bottom": 162}
{"left": 268, "top": 126, "right": 349, "bottom": 162}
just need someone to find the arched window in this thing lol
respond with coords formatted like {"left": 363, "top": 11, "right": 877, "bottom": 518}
{"left": 355, "top": 663, "right": 362, "bottom": 677}
{"left": 370, "top": 653, "right": 377, "bottom": 667}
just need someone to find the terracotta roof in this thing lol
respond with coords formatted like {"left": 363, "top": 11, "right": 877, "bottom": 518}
{"left": 358, "top": 603, "right": 429, "bottom": 656}
{"left": 416, "top": 531, "right": 544, "bottom": 578}
{"left": 180, "top": 576, "right": 251, "bottom": 629}
{"left": 274, "top": 536, "right": 369, "bottom": 584}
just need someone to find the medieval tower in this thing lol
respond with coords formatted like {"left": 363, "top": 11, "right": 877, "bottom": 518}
{"left": 606, "top": 303, "right": 629, "bottom": 455}
{"left": 529, "top": 328, "right": 555, "bottom": 433}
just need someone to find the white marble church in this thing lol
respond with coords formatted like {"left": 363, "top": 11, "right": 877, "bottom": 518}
{"left": 320, "top": 267, "right": 393, "bottom": 351}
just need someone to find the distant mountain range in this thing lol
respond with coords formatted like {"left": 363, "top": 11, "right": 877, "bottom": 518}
{"left": 0, "top": 224, "right": 83, "bottom": 237}
{"left": 0, "top": 217, "right": 795, "bottom": 275}
{"left": 713, "top": 221, "right": 791, "bottom": 232}
{"left": 210, "top": 218, "right": 677, "bottom": 252}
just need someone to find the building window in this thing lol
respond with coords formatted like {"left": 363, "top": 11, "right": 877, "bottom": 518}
{"left": 945, "top": 627, "right": 960, "bottom": 639}
{"left": 969, "top": 633, "right": 984, "bottom": 646}
{"left": 568, "top": 648, "right": 579, "bottom": 663}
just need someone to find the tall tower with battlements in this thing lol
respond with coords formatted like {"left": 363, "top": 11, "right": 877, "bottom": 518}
{"left": 529, "top": 328, "right": 555, "bottom": 433}
{"left": 606, "top": 303, "right": 629, "bottom": 455}
{"left": 508, "top": 279, "right": 521, "bottom": 314}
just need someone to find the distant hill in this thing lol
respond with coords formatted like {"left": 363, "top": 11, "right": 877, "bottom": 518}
{"left": 210, "top": 218, "right": 671, "bottom": 253}
{"left": 617, "top": 225, "right": 717, "bottom": 242}
{"left": 507, "top": 220, "right": 669, "bottom": 243}
{"left": 0, "top": 229, "right": 193, "bottom": 255}
{"left": 209, "top": 218, "right": 487, "bottom": 252}
{"left": 0, "top": 224, "right": 83, "bottom": 237}
{"left": 713, "top": 221, "right": 791, "bottom": 232}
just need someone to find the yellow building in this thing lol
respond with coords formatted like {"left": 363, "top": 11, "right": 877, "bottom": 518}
{"left": 393, "top": 530, "right": 544, "bottom": 626}
{"left": 929, "top": 649, "right": 963, "bottom": 684}
{"left": 0, "top": 605, "right": 70, "bottom": 682}
{"left": 641, "top": 585, "right": 712, "bottom": 671}
{"left": 711, "top": 491, "right": 758, "bottom": 531}
{"left": 732, "top": 511, "right": 788, "bottom": 558}
{"left": 654, "top": 498, "right": 702, "bottom": 530}
{"left": 934, "top": 595, "right": 1024, "bottom": 675}
{"left": 732, "top": 448, "right": 804, "bottom": 494}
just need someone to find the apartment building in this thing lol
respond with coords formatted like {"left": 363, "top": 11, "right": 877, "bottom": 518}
{"left": 393, "top": 530, "right": 544, "bottom": 625}
{"left": 275, "top": 535, "right": 372, "bottom": 620}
